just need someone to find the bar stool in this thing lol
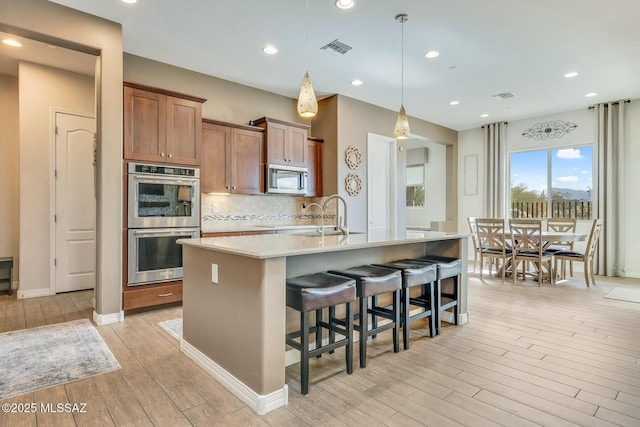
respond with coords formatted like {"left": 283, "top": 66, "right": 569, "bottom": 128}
{"left": 0, "top": 257, "right": 13, "bottom": 296}
{"left": 286, "top": 272, "right": 356, "bottom": 395}
{"left": 374, "top": 259, "right": 437, "bottom": 349}
{"left": 328, "top": 265, "right": 402, "bottom": 368}
{"left": 418, "top": 255, "right": 461, "bottom": 334}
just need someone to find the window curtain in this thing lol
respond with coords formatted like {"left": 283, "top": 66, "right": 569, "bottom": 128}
{"left": 593, "top": 102, "right": 625, "bottom": 276}
{"left": 484, "top": 122, "right": 508, "bottom": 218}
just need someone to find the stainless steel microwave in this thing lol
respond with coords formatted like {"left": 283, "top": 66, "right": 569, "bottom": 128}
{"left": 266, "top": 164, "right": 308, "bottom": 195}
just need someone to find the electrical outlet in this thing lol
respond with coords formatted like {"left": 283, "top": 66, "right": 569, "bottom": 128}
{"left": 211, "top": 263, "right": 218, "bottom": 283}
{"left": 301, "top": 203, "right": 307, "bottom": 212}
{"left": 213, "top": 204, "right": 219, "bottom": 213}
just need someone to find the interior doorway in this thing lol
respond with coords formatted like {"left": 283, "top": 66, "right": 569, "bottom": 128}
{"left": 367, "top": 133, "right": 397, "bottom": 240}
{"left": 53, "top": 111, "right": 96, "bottom": 293}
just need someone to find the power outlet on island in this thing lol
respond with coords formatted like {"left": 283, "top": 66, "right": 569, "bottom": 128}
{"left": 211, "top": 263, "right": 218, "bottom": 284}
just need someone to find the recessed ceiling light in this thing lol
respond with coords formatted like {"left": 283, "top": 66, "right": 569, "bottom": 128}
{"left": 2, "top": 38, "right": 21, "bottom": 47}
{"left": 351, "top": 79, "right": 363, "bottom": 86}
{"left": 335, "top": 0, "right": 354, "bottom": 9}
{"left": 585, "top": 92, "right": 598, "bottom": 97}
{"left": 480, "top": 113, "right": 489, "bottom": 118}
{"left": 425, "top": 50, "right": 440, "bottom": 58}
{"left": 262, "top": 45, "right": 278, "bottom": 55}
{"left": 449, "top": 100, "right": 460, "bottom": 106}
{"left": 121, "top": 0, "right": 137, "bottom": 3}
{"left": 564, "top": 72, "right": 578, "bottom": 78}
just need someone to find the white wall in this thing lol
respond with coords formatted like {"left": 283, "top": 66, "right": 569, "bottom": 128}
{"left": 18, "top": 62, "right": 94, "bottom": 296}
{"left": 623, "top": 101, "right": 640, "bottom": 277}
{"left": 458, "top": 105, "right": 640, "bottom": 278}
{"left": 0, "top": 74, "right": 19, "bottom": 285}
{"left": 406, "top": 142, "right": 447, "bottom": 227}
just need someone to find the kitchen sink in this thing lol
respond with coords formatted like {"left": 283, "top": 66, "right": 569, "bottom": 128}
{"left": 293, "top": 230, "right": 365, "bottom": 237}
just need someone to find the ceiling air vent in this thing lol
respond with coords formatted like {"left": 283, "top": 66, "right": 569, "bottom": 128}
{"left": 320, "top": 39, "right": 353, "bottom": 56}
{"left": 493, "top": 92, "right": 515, "bottom": 100}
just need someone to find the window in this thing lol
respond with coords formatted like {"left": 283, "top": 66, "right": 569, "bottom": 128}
{"left": 406, "top": 164, "right": 425, "bottom": 207}
{"left": 510, "top": 146, "right": 592, "bottom": 219}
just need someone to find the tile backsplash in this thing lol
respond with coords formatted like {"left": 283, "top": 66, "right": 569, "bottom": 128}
{"left": 201, "top": 193, "right": 336, "bottom": 231}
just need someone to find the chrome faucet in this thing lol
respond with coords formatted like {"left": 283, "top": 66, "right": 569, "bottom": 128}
{"left": 322, "top": 194, "right": 349, "bottom": 237}
{"left": 302, "top": 202, "right": 325, "bottom": 235}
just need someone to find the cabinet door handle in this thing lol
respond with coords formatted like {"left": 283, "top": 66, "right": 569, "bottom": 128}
{"left": 158, "top": 292, "right": 173, "bottom": 297}
{"left": 168, "top": 153, "right": 173, "bottom": 158}
{"left": 160, "top": 152, "right": 165, "bottom": 157}
{"left": 232, "top": 186, "right": 237, "bottom": 190}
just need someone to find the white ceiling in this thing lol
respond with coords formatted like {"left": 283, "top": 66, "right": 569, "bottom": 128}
{"left": 11, "top": 1, "right": 640, "bottom": 130}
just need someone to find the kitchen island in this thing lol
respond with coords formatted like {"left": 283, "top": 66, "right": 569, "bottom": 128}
{"left": 178, "top": 231, "right": 469, "bottom": 414}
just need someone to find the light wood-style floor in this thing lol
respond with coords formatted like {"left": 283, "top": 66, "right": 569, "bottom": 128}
{"left": 1, "top": 271, "right": 640, "bottom": 426}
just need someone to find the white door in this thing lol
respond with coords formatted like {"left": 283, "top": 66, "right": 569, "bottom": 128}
{"left": 367, "top": 134, "right": 395, "bottom": 240}
{"left": 55, "top": 112, "right": 96, "bottom": 293}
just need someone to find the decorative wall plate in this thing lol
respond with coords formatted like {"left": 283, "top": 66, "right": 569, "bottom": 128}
{"left": 345, "top": 146, "right": 362, "bottom": 170}
{"left": 345, "top": 173, "right": 362, "bottom": 196}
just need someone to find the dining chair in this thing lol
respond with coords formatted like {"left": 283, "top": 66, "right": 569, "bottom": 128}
{"left": 546, "top": 218, "right": 577, "bottom": 279}
{"left": 475, "top": 218, "right": 510, "bottom": 281}
{"left": 553, "top": 218, "right": 603, "bottom": 287}
{"left": 509, "top": 218, "right": 554, "bottom": 286}
{"left": 467, "top": 217, "right": 481, "bottom": 273}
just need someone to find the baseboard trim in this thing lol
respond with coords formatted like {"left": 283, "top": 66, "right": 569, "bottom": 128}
{"left": 181, "top": 339, "right": 288, "bottom": 415}
{"left": 93, "top": 310, "right": 124, "bottom": 325}
{"left": 442, "top": 310, "right": 469, "bottom": 325}
{"left": 17, "top": 287, "right": 53, "bottom": 299}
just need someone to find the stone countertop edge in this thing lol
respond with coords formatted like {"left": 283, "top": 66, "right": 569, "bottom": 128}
{"left": 200, "top": 224, "right": 336, "bottom": 233}
{"left": 178, "top": 232, "right": 469, "bottom": 260}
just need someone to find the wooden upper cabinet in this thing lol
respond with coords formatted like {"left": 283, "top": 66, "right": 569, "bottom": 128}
{"left": 201, "top": 122, "right": 230, "bottom": 193}
{"left": 124, "top": 83, "right": 205, "bottom": 166}
{"left": 230, "top": 127, "right": 264, "bottom": 194}
{"left": 306, "top": 137, "right": 323, "bottom": 197}
{"left": 253, "top": 117, "right": 309, "bottom": 168}
{"left": 201, "top": 119, "right": 264, "bottom": 195}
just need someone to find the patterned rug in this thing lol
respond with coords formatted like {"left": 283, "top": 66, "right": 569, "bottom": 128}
{"left": 158, "top": 318, "right": 183, "bottom": 341}
{"left": 604, "top": 287, "right": 640, "bottom": 303}
{"left": 0, "top": 319, "right": 121, "bottom": 400}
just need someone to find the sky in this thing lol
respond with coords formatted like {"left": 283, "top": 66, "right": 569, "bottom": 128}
{"left": 510, "top": 146, "right": 593, "bottom": 195}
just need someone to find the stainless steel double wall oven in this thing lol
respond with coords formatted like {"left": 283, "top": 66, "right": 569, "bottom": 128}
{"left": 127, "top": 163, "right": 200, "bottom": 286}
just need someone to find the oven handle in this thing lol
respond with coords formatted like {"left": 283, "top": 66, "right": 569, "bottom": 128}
{"left": 131, "top": 175, "right": 199, "bottom": 186}
{"left": 130, "top": 229, "right": 198, "bottom": 238}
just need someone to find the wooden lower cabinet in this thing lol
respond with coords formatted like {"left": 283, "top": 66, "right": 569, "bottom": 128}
{"left": 123, "top": 281, "right": 183, "bottom": 310}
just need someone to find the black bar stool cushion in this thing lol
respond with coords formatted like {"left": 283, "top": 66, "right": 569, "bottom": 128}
{"left": 286, "top": 272, "right": 356, "bottom": 312}
{"left": 419, "top": 256, "right": 461, "bottom": 279}
{"left": 328, "top": 265, "right": 401, "bottom": 297}
{"left": 375, "top": 260, "right": 437, "bottom": 288}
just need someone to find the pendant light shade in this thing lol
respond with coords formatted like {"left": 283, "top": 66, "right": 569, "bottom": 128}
{"left": 298, "top": 0, "right": 318, "bottom": 118}
{"left": 393, "top": 13, "right": 410, "bottom": 140}
{"left": 394, "top": 105, "right": 410, "bottom": 139}
{"left": 297, "top": 71, "right": 318, "bottom": 118}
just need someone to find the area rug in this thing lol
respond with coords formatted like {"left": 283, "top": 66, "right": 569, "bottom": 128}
{"left": 604, "top": 287, "right": 640, "bottom": 303}
{"left": 158, "top": 318, "right": 183, "bottom": 341}
{"left": 0, "top": 318, "right": 121, "bottom": 400}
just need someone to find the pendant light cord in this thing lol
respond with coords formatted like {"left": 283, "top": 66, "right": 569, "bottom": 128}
{"left": 401, "top": 18, "right": 404, "bottom": 106}
{"left": 305, "top": 0, "right": 310, "bottom": 71}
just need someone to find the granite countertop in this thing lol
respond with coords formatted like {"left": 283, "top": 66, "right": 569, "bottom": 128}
{"left": 178, "top": 231, "right": 468, "bottom": 259}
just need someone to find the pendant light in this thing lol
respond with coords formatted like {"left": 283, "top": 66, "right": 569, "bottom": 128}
{"left": 394, "top": 13, "right": 410, "bottom": 139}
{"left": 297, "top": 0, "right": 318, "bottom": 118}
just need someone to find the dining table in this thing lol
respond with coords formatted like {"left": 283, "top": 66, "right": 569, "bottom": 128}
{"left": 496, "top": 230, "right": 587, "bottom": 280}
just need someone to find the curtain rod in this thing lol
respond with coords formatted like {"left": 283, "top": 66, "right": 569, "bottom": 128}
{"left": 588, "top": 99, "right": 631, "bottom": 110}
{"left": 481, "top": 122, "right": 508, "bottom": 129}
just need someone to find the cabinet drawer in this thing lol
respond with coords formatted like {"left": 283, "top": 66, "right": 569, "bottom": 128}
{"left": 123, "top": 282, "right": 182, "bottom": 310}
